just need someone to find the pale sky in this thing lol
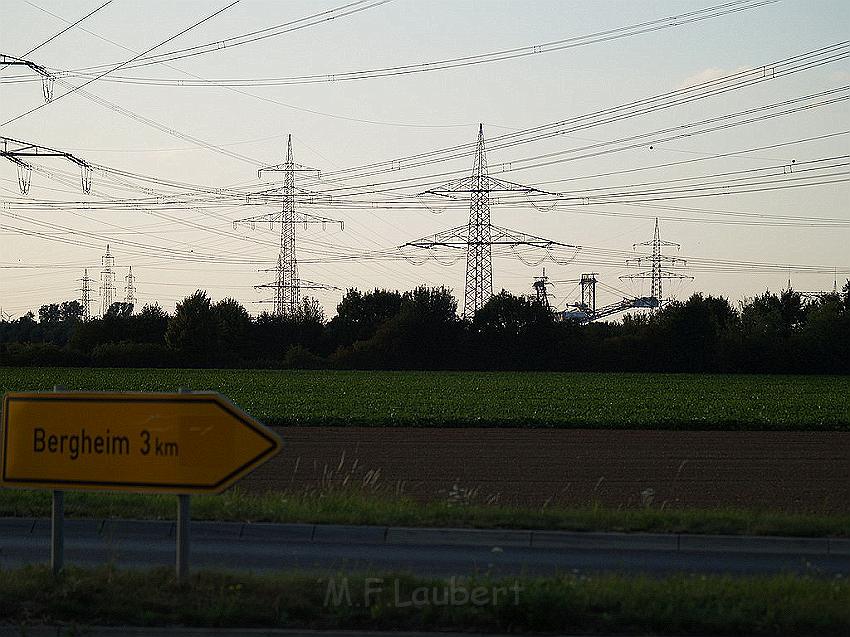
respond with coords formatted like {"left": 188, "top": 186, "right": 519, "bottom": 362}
{"left": 1, "top": 0, "right": 848, "bottom": 318}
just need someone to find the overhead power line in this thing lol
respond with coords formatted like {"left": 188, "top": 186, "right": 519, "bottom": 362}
{"left": 293, "top": 42, "right": 850, "bottom": 189}
{"left": 2, "top": 0, "right": 779, "bottom": 88}
{"left": 13, "top": 1, "right": 113, "bottom": 60}
{"left": 6, "top": 40, "right": 845, "bottom": 182}
{"left": 0, "top": 1, "right": 241, "bottom": 127}
{"left": 9, "top": 0, "right": 458, "bottom": 130}
{"left": 290, "top": 83, "right": 850, "bottom": 199}
{"left": 38, "top": 0, "right": 393, "bottom": 76}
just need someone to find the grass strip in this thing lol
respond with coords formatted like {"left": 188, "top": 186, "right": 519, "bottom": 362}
{"left": 1, "top": 488, "right": 848, "bottom": 537}
{"left": 2, "top": 368, "right": 849, "bottom": 430}
{"left": 1, "top": 566, "right": 848, "bottom": 635}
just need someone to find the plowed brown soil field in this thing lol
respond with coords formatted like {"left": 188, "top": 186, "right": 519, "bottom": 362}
{"left": 241, "top": 427, "right": 850, "bottom": 513}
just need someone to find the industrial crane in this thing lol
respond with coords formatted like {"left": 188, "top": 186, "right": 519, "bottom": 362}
{"left": 536, "top": 271, "right": 659, "bottom": 324}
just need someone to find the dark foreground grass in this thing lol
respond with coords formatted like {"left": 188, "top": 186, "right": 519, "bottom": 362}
{"left": 1, "top": 565, "right": 848, "bottom": 635}
{"left": 1, "top": 367, "right": 849, "bottom": 430}
{"left": 2, "top": 488, "right": 848, "bottom": 537}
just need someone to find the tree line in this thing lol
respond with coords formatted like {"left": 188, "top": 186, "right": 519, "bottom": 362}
{"left": 2, "top": 282, "right": 849, "bottom": 373}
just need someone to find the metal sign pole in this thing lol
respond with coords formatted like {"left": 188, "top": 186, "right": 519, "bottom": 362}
{"left": 51, "top": 385, "right": 66, "bottom": 576}
{"left": 51, "top": 489, "right": 64, "bottom": 575}
{"left": 176, "top": 494, "right": 190, "bottom": 583}
{"left": 176, "top": 387, "right": 191, "bottom": 583}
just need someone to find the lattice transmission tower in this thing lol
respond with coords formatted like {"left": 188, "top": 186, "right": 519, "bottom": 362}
{"left": 0, "top": 54, "right": 55, "bottom": 102}
{"left": 1, "top": 135, "right": 92, "bottom": 195}
{"left": 99, "top": 245, "right": 116, "bottom": 316}
{"left": 620, "top": 218, "right": 692, "bottom": 306}
{"left": 79, "top": 269, "right": 95, "bottom": 320}
{"left": 532, "top": 268, "right": 552, "bottom": 311}
{"left": 124, "top": 266, "right": 137, "bottom": 308}
{"left": 235, "top": 135, "right": 342, "bottom": 317}
{"left": 401, "top": 124, "right": 576, "bottom": 319}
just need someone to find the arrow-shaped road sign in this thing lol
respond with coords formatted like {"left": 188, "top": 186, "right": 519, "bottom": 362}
{"left": 1, "top": 392, "right": 282, "bottom": 494}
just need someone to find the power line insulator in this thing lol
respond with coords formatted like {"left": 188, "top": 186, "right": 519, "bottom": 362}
{"left": 81, "top": 164, "right": 92, "bottom": 194}
{"left": 41, "top": 74, "right": 55, "bottom": 103}
{"left": 16, "top": 161, "right": 32, "bottom": 195}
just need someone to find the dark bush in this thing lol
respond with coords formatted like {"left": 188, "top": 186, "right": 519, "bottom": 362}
{"left": 0, "top": 342, "right": 87, "bottom": 367}
{"left": 90, "top": 342, "right": 179, "bottom": 368}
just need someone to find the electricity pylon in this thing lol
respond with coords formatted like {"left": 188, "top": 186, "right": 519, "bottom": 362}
{"left": 620, "top": 218, "right": 692, "bottom": 306}
{"left": 79, "top": 269, "right": 95, "bottom": 320}
{"left": 234, "top": 135, "right": 342, "bottom": 317}
{"left": 99, "top": 245, "right": 115, "bottom": 316}
{"left": 0, "top": 53, "right": 55, "bottom": 101}
{"left": 401, "top": 124, "right": 575, "bottom": 319}
{"left": 255, "top": 253, "right": 342, "bottom": 313}
{"left": 124, "top": 266, "right": 137, "bottom": 308}
{"left": 532, "top": 268, "right": 552, "bottom": 311}
{"left": 1, "top": 135, "right": 92, "bottom": 194}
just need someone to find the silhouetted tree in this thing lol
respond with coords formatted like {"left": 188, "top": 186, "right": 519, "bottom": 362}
{"left": 338, "top": 286, "right": 464, "bottom": 369}
{"left": 4, "top": 283, "right": 850, "bottom": 372}
{"left": 248, "top": 297, "right": 327, "bottom": 363}
{"left": 212, "top": 297, "right": 251, "bottom": 364}
{"left": 38, "top": 303, "right": 61, "bottom": 325}
{"left": 471, "top": 291, "right": 554, "bottom": 368}
{"left": 790, "top": 290, "right": 850, "bottom": 373}
{"left": 843, "top": 279, "right": 850, "bottom": 314}
{"left": 129, "top": 304, "right": 169, "bottom": 344}
{"left": 327, "top": 288, "right": 403, "bottom": 348}
{"left": 650, "top": 294, "right": 738, "bottom": 371}
{"left": 37, "top": 301, "right": 84, "bottom": 347}
{"left": 60, "top": 301, "right": 84, "bottom": 323}
{"left": 165, "top": 291, "right": 217, "bottom": 365}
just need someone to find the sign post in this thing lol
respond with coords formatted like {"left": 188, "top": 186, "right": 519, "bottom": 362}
{"left": 51, "top": 385, "right": 66, "bottom": 576}
{"left": 176, "top": 493, "right": 190, "bottom": 582}
{"left": 51, "top": 487, "right": 63, "bottom": 575}
{"left": 1, "top": 390, "right": 281, "bottom": 580}
{"left": 176, "top": 387, "right": 191, "bottom": 583}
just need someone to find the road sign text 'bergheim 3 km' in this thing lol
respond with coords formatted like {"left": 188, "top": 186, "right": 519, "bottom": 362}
{"left": 1, "top": 392, "right": 282, "bottom": 494}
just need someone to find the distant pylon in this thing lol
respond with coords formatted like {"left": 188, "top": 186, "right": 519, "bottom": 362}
{"left": 466, "top": 124, "right": 494, "bottom": 315}
{"left": 99, "top": 245, "right": 116, "bottom": 316}
{"left": 255, "top": 252, "right": 341, "bottom": 312}
{"left": 267, "top": 253, "right": 287, "bottom": 317}
{"left": 620, "top": 218, "right": 692, "bottom": 305}
{"left": 124, "top": 266, "right": 136, "bottom": 308}
{"left": 401, "top": 124, "right": 575, "bottom": 320}
{"left": 532, "top": 268, "right": 552, "bottom": 311}
{"left": 276, "top": 135, "right": 299, "bottom": 316}
{"left": 235, "top": 134, "right": 342, "bottom": 317}
{"left": 79, "top": 268, "right": 95, "bottom": 320}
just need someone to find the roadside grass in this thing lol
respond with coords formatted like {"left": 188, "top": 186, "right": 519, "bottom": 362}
{"left": 1, "top": 488, "right": 848, "bottom": 537}
{"left": 1, "top": 565, "right": 848, "bottom": 635}
{"left": 1, "top": 367, "right": 849, "bottom": 430}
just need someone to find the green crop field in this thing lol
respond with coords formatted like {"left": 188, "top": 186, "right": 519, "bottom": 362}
{"left": 1, "top": 367, "right": 848, "bottom": 430}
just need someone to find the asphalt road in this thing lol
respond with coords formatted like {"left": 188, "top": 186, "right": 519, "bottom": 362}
{"left": 2, "top": 518, "right": 849, "bottom": 577}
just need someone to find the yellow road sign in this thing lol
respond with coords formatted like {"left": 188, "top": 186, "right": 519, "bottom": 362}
{"left": 1, "top": 392, "right": 282, "bottom": 494}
